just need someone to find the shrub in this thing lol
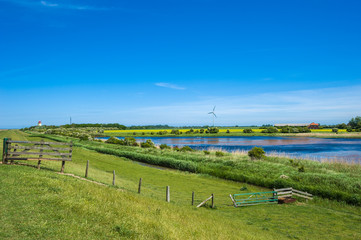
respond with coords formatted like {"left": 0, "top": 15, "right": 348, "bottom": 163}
{"left": 215, "top": 151, "right": 225, "bottom": 157}
{"left": 171, "top": 129, "right": 180, "bottom": 135}
{"left": 248, "top": 147, "right": 265, "bottom": 160}
{"left": 159, "top": 144, "right": 171, "bottom": 150}
{"left": 332, "top": 128, "right": 339, "bottom": 133}
{"left": 124, "top": 137, "right": 138, "bottom": 146}
{"left": 79, "top": 134, "right": 91, "bottom": 141}
{"left": 180, "top": 146, "right": 194, "bottom": 152}
{"left": 226, "top": 130, "right": 230, "bottom": 133}
{"left": 203, "top": 150, "right": 210, "bottom": 155}
{"left": 261, "top": 127, "right": 278, "bottom": 133}
{"left": 346, "top": 127, "right": 353, "bottom": 132}
{"left": 199, "top": 129, "right": 205, "bottom": 133}
{"left": 298, "top": 165, "right": 305, "bottom": 172}
{"left": 105, "top": 137, "right": 122, "bottom": 144}
{"left": 140, "top": 140, "right": 155, "bottom": 148}
{"left": 133, "top": 132, "right": 136, "bottom": 135}
{"left": 243, "top": 129, "right": 253, "bottom": 133}
{"left": 173, "top": 146, "right": 180, "bottom": 151}
{"left": 208, "top": 127, "right": 219, "bottom": 134}
{"left": 158, "top": 130, "right": 168, "bottom": 135}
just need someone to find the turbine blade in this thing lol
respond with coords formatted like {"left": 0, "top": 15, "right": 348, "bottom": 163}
{"left": 208, "top": 112, "right": 213, "bottom": 114}
{"left": 213, "top": 113, "right": 217, "bottom": 118}
{"left": 213, "top": 106, "right": 216, "bottom": 111}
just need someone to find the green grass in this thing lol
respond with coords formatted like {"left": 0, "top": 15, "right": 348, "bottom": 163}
{"left": 28, "top": 132, "right": 361, "bottom": 205}
{"left": 1, "top": 130, "right": 361, "bottom": 239}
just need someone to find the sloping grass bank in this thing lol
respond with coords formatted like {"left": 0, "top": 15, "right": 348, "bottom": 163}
{"left": 33, "top": 134, "right": 361, "bottom": 205}
{"left": 1, "top": 130, "right": 361, "bottom": 239}
{"left": 0, "top": 165, "right": 282, "bottom": 240}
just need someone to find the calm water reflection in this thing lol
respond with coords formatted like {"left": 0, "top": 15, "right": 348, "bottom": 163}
{"left": 97, "top": 136, "right": 361, "bottom": 163}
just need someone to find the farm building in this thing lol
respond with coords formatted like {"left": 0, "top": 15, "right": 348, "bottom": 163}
{"left": 308, "top": 122, "right": 319, "bottom": 129}
{"left": 274, "top": 122, "right": 319, "bottom": 129}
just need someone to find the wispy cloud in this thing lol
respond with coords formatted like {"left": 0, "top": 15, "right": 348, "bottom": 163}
{"left": 2, "top": 0, "right": 110, "bottom": 11}
{"left": 155, "top": 82, "right": 186, "bottom": 90}
{"left": 40, "top": 1, "right": 57, "bottom": 7}
{"left": 126, "top": 85, "right": 361, "bottom": 125}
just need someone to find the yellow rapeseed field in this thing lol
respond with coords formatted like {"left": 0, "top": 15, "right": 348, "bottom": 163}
{"left": 104, "top": 128, "right": 347, "bottom": 133}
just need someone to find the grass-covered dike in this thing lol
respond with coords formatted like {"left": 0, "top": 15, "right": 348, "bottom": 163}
{"left": 32, "top": 133, "right": 361, "bottom": 206}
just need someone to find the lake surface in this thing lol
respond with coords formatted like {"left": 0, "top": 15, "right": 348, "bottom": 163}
{"left": 97, "top": 136, "right": 361, "bottom": 163}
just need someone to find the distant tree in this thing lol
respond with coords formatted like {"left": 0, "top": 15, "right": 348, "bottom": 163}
{"left": 348, "top": 116, "right": 361, "bottom": 129}
{"left": 261, "top": 127, "right": 278, "bottom": 133}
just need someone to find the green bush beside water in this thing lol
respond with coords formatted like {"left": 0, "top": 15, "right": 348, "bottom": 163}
{"left": 31, "top": 134, "right": 361, "bottom": 205}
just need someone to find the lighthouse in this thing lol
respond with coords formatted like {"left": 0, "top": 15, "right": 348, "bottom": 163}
{"left": 38, "top": 121, "right": 42, "bottom": 127}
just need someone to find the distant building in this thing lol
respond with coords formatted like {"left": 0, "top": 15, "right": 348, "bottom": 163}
{"left": 38, "top": 121, "right": 42, "bottom": 127}
{"left": 274, "top": 122, "right": 319, "bottom": 129}
{"left": 308, "top": 122, "right": 319, "bottom": 129}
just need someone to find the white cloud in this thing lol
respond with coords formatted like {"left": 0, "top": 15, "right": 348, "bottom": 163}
{"left": 155, "top": 82, "right": 186, "bottom": 90}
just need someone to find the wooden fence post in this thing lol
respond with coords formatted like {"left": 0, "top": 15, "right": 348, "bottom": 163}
{"left": 212, "top": 194, "right": 214, "bottom": 208}
{"left": 61, "top": 141, "right": 72, "bottom": 173}
{"left": 11, "top": 144, "right": 17, "bottom": 164}
{"left": 166, "top": 186, "right": 170, "bottom": 202}
{"left": 2, "top": 138, "right": 9, "bottom": 164}
{"left": 192, "top": 191, "right": 194, "bottom": 205}
{"left": 37, "top": 140, "right": 44, "bottom": 170}
{"left": 138, "top": 178, "right": 142, "bottom": 194}
{"left": 85, "top": 160, "right": 89, "bottom": 178}
{"left": 112, "top": 170, "right": 115, "bottom": 186}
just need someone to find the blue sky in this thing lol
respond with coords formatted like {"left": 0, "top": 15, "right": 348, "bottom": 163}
{"left": 0, "top": 0, "right": 360, "bottom": 128}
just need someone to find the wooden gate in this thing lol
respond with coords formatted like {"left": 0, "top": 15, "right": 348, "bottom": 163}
{"left": 2, "top": 138, "right": 72, "bottom": 173}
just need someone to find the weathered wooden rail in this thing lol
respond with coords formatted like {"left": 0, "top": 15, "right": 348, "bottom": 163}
{"left": 2, "top": 138, "right": 72, "bottom": 172}
{"left": 274, "top": 187, "right": 313, "bottom": 200}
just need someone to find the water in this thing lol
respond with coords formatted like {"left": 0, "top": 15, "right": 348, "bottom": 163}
{"left": 96, "top": 136, "right": 361, "bottom": 163}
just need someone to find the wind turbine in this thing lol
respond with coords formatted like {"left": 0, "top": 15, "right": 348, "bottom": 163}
{"left": 208, "top": 106, "right": 217, "bottom": 127}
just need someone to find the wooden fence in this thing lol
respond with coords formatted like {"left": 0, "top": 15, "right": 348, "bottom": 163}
{"left": 2, "top": 138, "right": 72, "bottom": 172}
{"left": 274, "top": 187, "right": 313, "bottom": 200}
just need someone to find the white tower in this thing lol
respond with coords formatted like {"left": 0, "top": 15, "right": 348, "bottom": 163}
{"left": 38, "top": 121, "right": 42, "bottom": 127}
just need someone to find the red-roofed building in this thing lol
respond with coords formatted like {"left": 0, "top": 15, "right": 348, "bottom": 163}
{"left": 308, "top": 122, "right": 319, "bottom": 129}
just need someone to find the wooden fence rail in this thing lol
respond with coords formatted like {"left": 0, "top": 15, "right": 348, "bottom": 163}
{"left": 274, "top": 187, "right": 313, "bottom": 200}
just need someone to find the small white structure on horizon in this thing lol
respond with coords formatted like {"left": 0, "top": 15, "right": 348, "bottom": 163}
{"left": 38, "top": 121, "right": 42, "bottom": 127}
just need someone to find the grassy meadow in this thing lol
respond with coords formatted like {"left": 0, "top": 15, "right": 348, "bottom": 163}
{"left": 32, "top": 132, "right": 361, "bottom": 205}
{"left": 1, "top": 130, "right": 360, "bottom": 239}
